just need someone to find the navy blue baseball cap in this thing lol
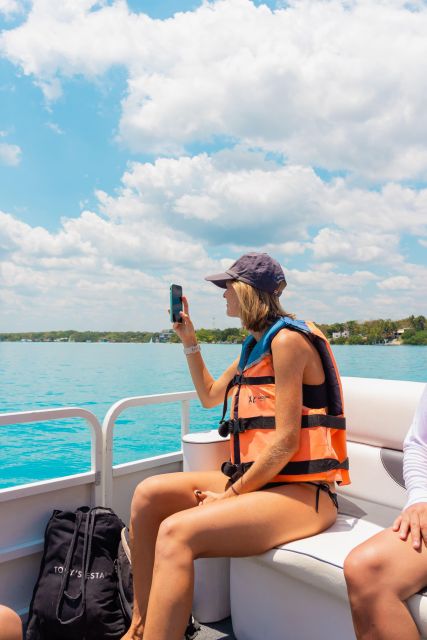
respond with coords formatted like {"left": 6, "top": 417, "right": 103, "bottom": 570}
{"left": 205, "top": 252, "right": 286, "bottom": 296}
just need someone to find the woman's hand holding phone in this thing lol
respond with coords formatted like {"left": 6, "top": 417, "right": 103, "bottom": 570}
{"left": 172, "top": 296, "right": 197, "bottom": 347}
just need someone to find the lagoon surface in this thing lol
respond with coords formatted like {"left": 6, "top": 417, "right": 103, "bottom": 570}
{"left": 0, "top": 342, "right": 425, "bottom": 488}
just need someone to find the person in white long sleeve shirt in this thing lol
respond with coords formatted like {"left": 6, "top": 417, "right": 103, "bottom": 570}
{"left": 344, "top": 385, "right": 427, "bottom": 640}
{"left": 403, "top": 386, "right": 427, "bottom": 511}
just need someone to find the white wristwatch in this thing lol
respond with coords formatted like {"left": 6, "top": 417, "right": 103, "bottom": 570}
{"left": 183, "top": 344, "right": 201, "bottom": 356}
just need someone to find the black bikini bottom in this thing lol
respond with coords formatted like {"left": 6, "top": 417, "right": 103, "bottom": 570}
{"left": 260, "top": 481, "right": 339, "bottom": 512}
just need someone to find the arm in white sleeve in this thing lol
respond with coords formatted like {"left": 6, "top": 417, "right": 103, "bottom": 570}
{"left": 403, "top": 385, "right": 427, "bottom": 508}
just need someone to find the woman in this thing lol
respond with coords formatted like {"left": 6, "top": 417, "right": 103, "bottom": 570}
{"left": 123, "top": 252, "right": 350, "bottom": 640}
{"left": 344, "top": 384, "right": 427, "bottom": 640}
{"left": 0, "top": 605, "right": 22, "bottom": 640}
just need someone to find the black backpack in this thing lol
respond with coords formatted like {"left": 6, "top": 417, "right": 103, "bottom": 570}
{"left": 26, "top": 506, "right": 200, "bottom": 640}
{"left": 26, "top": 506, "right": 132, "bottom": 640}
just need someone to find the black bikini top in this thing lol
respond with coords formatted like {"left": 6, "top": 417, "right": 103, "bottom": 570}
{"left": 302, "top": 381, "right": 328, "bottom": 409}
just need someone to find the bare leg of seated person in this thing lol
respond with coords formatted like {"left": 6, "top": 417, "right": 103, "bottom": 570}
{"left": 0, "top": 606, "right": 22, "bottom": 640}
{"left": 123, "top": 472, "right": 337, "bottom": 640}
{"left": 121, "top": 470, "right": 231, "bottom": 640}
{"left": 344, "top": 528, "right": 427, "bottom": 640}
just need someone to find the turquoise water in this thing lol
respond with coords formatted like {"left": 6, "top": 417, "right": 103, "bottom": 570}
{"left": 0, "top": 342, "right": 425, "bottom": 488}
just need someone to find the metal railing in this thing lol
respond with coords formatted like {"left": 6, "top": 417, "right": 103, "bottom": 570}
{"left": 0, "top": 407, "right": 104, "bottom": 504}
{"left": 0, "top": 392, "right": 198, "bottom": 505}
{"left": 102, "top": 390, "right": 197, "bottom": 505}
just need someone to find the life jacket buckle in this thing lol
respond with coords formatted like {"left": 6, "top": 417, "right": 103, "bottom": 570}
{"left": 234, "top": 373, "right": 245, "bottom": 386}
{"left": 221, "top": 460, "right": 253, "bottom": 482}
{"left": 232, "top": 418, "right": 245, "bottom": 434}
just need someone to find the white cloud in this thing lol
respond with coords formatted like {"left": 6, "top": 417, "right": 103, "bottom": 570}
{"left": 310, "top": 228, "right": 402, "bottom": 266}
{"left": 0, "top": 208, "right": 209, "bottom": 269}
{"left": 262, "top": 241, "right": 308, "bottom": 257}
{"left": 0, "top": 210, "right": 91, "bottom": 259}
{"left": 2, "top": 0, "right": 427, "bottom": 179}
{"left": 46, "top": 121, "right": 64, "bottom": 135}
{"left": 1, "top": 141, "right": 426, "bottom": 329}
{"left": 90, "top": 152, "right": 427, "bottom": 256}
{"left": 320, "top": 180, "right": 427, "bottom": 236}
{"left": 336, "top": 296, "right": 361, "bottom": 308}
{"left": 0, "top": 208, "right": 216, "bottom": 330}
{"left": 0, "top": 176, "right": 425, "bottom": 329}
{"left": 108, "top": 155, "right": 329, "bottom": 246}
{"left": 0, "top": 0, "right": 23, "bottom": 17}
{"left": 174, "top": 194, "right": 222, "bottom": 222}
{"left": 0, "top": 142, "right": 21, "bottom": 166}
{"left": 30, "top": 149, "right": 427, "bottom": 323}
{"left": 1, "top": 0, "right": 427, "bottom": 330}
{"left": 377, "top": 275, "right": 414, "bottom": 290}
{"left": 370, "top": 264, "right": 427, "bottom": 318}
{"left": 289, "top": 267, "right": 377, "bottom": 293}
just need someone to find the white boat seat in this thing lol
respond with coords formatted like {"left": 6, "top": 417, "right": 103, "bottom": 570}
{"left": 275, "top": 511, "right": 427, "bottom": 630}
{"left": 183, "top": 378, "right": 427, "bottom": 639}
{"left": 228, "top": 379, "right": 427, "bottom": 640}
{"left": 272, "top": 513, "right": 383, "bottom": 598}
{"left": 231, "top": 501, "right": 427, "bottom": 639}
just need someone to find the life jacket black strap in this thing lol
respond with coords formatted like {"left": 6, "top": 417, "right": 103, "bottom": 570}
{"left": 219, "top": 377, "right": 238, "bottom": 425}
{"left": 221, "top": 459, "right": 348, "bottom": 487}
{"left": 218, "top": 413, "right": 346, "bottom": 437}
{"left": 221, "top": 460, "right": 254, "bottom": 483}
{"left": 219, "top": 375, "right": 276, "bottom": 431}
{"left": 301, "top": 414, "right": 346, "bottom": 430}
{"left": 231, "top": 375, "right": 275, "bottom": 386}
{"left": 280, "top": 457, "right": 349, "bottom": 475}
{"left": 218, "top": 416, "right": 276, "bottom": 437}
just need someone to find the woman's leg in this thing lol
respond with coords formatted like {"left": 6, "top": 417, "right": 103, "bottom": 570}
{"left": 344, "top": 528, "right": 427, "bottom": 640}
{"left": 143, "top": 482, "right": 337, "bottom": 640}
{"left": 0, "top": 606, "right": 22, "bottom": 640}
{"left": 122, "top": 470, "right": 229, "bottom": 639}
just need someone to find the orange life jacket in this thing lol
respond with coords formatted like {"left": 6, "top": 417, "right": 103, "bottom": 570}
{"left": 218, "top": 317, "right": 350, "bottom": 486}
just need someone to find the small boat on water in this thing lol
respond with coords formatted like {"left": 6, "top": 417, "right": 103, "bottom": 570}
{"left": 0, "top": 376, "right": 425, "bottom": 639}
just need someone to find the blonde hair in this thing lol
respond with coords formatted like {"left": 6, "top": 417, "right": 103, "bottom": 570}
{"left": 231, "top": 281, "right": 295, "bottom": 332}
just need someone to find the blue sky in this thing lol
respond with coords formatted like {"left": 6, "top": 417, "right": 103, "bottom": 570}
{"left": 0, "top": 0, "right": 426, "bottom": 331}
{"left": 0, "top": 59, "right": 130, "bottom": 230}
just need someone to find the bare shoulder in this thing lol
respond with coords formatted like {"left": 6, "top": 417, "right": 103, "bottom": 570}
{"left": 270, "top": 329, "right": 310, "bottom": 375}
{"left": 271, "top": 328, "right": 310, "bottom": 354}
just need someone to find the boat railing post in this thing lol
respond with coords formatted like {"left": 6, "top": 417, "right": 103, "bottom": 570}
{"left": 181, "top": 398, "right": 191, "bottom": 439}
{"left": 101, "top": 391, "right": 197, "bottom": 508}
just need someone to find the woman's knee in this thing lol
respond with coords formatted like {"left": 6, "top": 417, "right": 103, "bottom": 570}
{"left": 131, "top": 475, "right": 169, "bottom": 520}
{"left": 154, "top": 515, "right": 194, "bottom": 565}
{"left": 0, "top": 606, "right": 22, "bottom": 640}
{"left": 344, "top": 542, "right": 389, "bottom": 596}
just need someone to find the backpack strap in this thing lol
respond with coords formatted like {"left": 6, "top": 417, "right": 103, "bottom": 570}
{"left": 55, "top": 508, "right": 96, "bottom": 625}
{"left": 116, "top": 527, "right": 133, "bottom": 624}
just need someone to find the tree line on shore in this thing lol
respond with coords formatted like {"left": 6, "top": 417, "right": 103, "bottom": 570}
{"left": 0, "top": 330, "right": 154, "bottom": 343}
{"left": 0, "top": 315, "right": 425, "bottom": 345}
{"left": 319, "top": 314, "right": 426, "bottom": 345}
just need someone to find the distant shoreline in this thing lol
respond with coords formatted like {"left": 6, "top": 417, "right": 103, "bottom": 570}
{"left": 0, "top": 338, "right": 425, "bottom": 346}
{"left": 0, "top": 315, "right": 426, "bottom": 346}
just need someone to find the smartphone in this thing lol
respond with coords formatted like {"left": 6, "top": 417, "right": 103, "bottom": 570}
{"left": 170, "top": 284, "right": 183, "bottom": 323}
